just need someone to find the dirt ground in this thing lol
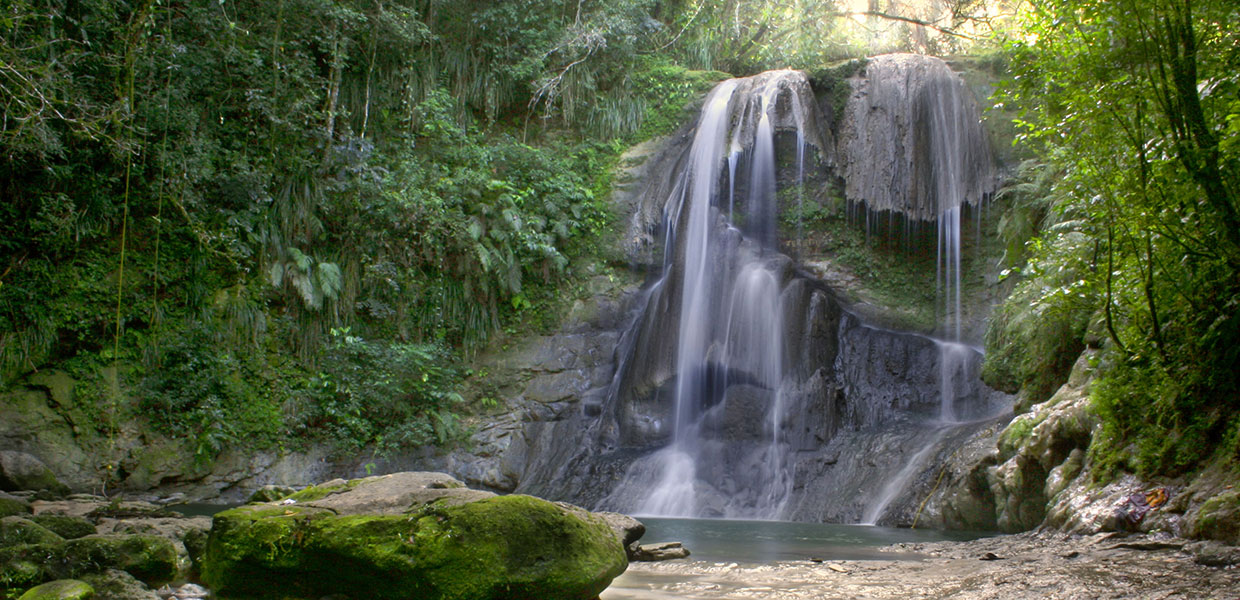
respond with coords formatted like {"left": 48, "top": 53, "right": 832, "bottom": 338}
{"left": 602, "top": 532, "right": 1240, "bottom": 600}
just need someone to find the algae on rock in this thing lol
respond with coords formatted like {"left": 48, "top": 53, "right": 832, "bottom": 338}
{"left": 203, "top": 472, "right": 627, "bottom": 600}
{"left": 15, "top": 579, "right": 95, "bottom": 600}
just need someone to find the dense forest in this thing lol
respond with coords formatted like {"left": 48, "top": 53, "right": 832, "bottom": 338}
{"left": 1, "top": 0, "right": 1237, "bottom": 487}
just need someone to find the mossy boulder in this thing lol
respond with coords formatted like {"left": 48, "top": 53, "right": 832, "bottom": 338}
{"left": 16, "top": 579, "right": 95, "bottom": 600}
{"left": 203, "top": 472, "right": 627, "bottom": 600}
{"left": 79, "top": 569, "right": 159, "bottom": 600}
{"left": 0, "top": 534, "right": 178, "bottom": 589}
{"left": 0, "top": 516, "right": 65, "bottom": 546}
{"left": 1188, "top": 490, "right": 1240, "bottom": 545}
{"left": 0, "top": 492, "right": 32, "bottom": 518}
{"left": 29, "top": 515, "right": 95, "bottom": 540}
{"left": 246, "top": 484, "right": 298, "bottom": 504}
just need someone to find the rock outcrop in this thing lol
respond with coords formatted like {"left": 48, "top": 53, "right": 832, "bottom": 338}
{"left": 837, "top": 53, "right": 995, "bottom": 221}
{"left": 202, "top": 472, "right": 628, "bottom": 600}
{"left": 1, "top": 451, "right": 70, "bottom": 496}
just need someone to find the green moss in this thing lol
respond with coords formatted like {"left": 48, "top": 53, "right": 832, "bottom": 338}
{"left": 16, "top": 580, "right": 94, "bottom": 600}
{"left": 0, "top": 534, "right": 178, "bottom": 590}
{"left": 0, "top": 517, "right": 65, "bottom": 546}
{"left": 1191, "top": 491, "right": 1240, "bottom": 544}
{"left": 809, "top": 59, "right": 867, "bottom": 125}
{"left": 284, "top": 479, "right": 357, "bottom": 503}
{"left": 0, "top": 497, "right": 32, "bottom": 519}
{"left": 998, "top": 414, "right": 1039, "bottom": 460}
{"left": 60, "top": 535, "right": 178, "bottom": 584}
{"left": 28, "top": 516, "right": 94, "bottom": 540}
{"left": 204, "top": 495, "right": 625, "bottom": 600}
{"left": 630, "top": 61, "right": 730, "bottom": 143}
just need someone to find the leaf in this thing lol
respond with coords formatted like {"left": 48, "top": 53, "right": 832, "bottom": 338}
{"left": 269, "top": 261, "right": 285, "bottom": 287}
{"left": 317, "top": 262, "right": 343, "bottom": 301}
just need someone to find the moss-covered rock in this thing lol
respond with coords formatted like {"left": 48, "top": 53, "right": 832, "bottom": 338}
{"left": 1188, "top": 490, "right": 1240, "bottom": 545}
{"left": 246, "top": 484, "right": 298, "bottom": 503}
{"left": 29, "top": 516, "right": 95, "bottom": 540}
{"left": 203, "top": 472, "right": 626, "bottom": 600}
{"left": 16, "top": 579, "right": 95, "bottom": 600}
{"left": 0, "top": 516, "right": 65, "bottom": 546}
{"left": 0, "top": 534, "right": 178, "bottom": 590}
{"left": 0, "top": 492, "right": 32, "bottom": 518}
{"left": 79, "top": 569, "right": 159, "bottom": 600}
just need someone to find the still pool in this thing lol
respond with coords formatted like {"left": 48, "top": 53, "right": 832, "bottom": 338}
{"left": 602, "top": 518, "right": 995, "bottom": 600}
{"left": 633, "top": 517, "right": 992, "bottom": 563}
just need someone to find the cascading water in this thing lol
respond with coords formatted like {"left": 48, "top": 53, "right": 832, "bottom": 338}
{"left": 837, "top": 54, "right": 997, "bottom": 525}
{"left": 606, "top": 71, "right": 823, "bottom": 519}
{"left": 520, "top": 55, "right": 1007, "bottom": 527}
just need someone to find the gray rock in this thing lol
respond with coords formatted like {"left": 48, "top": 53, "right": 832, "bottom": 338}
{"left": 245, "top": 484, "right": 297, "bottom": 503}
{"left": 80, "top": 569, "right": 160, "bottom": 600}
{"left": 287, "top": 471, "right": 491, "bottom": 514}
{"left": 596, "top": 511, "right": 646, "bottom": 557}
{"left": 838, "top": 54, "right": 995, "bottom": 221}
{"left": 1185, "top": 540, "right": 1240, "bottom": 567}
{"left": 633, "top": 541, "right": 690, "bottom": 561}
{"left": 1, "top": 515, "right": 65, "bottom": 545}
{"left": 1, "top": 451, "right": 69, "bottom": 495}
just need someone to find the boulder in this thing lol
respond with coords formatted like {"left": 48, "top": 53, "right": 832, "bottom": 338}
{"left": 1185, "top": 540, "right": 1240, "bottom": 567}
{"left": 1, "top": 491, "right": 34, "bottom": 517}
{"left": 246, "top": 484, "right": 297, "bottom": 504}
{"left": 1, "top": 516, "right": 65, "bottom": 546}
{"left": 0, "top": 451, "right": 69, "bottom": 495}
{"left": 987, "top": 353, "right": 1097, "bottom": 533}
{"left": 0, "top": 534, "right": 178, "bottom": 589}
{"left": 30, "top": 515, "right": 96, "bottom": 540}
{"left": 79, "top": 569, "right": 160, "bottom": 600}
{"left": 203, "top": 472, "right": 627, "bottom": 600}
{"left": 16, "top": 580, "right": 95, "bottom": 600}
{"left": 594, "top": 511, "right": 646, "bottom": 558}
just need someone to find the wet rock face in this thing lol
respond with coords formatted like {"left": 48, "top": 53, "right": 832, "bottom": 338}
{"left": 975, "top": 352, "right": 1098, "bottom": 533}
{"left": 202, "top": 472, "right": 628, "bottom": 600}
{"left": 837, "top": 53, "right": 995, "bottom": 221}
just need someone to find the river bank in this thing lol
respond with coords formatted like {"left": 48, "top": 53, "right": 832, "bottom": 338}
{"left": 603, "top": 531, "right": 1240, "bottom": 599}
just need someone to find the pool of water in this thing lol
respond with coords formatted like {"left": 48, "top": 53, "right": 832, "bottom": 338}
{"left": 604, "top": 518, "right": 994, "bottom": 600}
{"left": 636, "top": 517, "right": 991, "bottom": 563}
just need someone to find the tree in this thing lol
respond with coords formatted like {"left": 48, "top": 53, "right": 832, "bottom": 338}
{"left": 998, "top": 0, "right": 1240, "bottom": 474}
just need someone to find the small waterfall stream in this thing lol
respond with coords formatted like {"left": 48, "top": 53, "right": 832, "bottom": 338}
{"left": 616, "top": 71, "right": 821, "bottom": 519}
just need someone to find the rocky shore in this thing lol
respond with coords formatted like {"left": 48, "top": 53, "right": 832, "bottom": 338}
{"left": 604, "top": 531, "right": 1240, "bottom": 599}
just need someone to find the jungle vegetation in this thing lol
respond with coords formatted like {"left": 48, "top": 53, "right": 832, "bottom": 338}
{"left": 1, "top": 0, "right": 1236, "bottom": 482}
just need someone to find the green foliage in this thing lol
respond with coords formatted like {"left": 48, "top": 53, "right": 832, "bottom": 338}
{"left": 308, "top": 329, "right": 464, "bottom": 454}
{"left": 990, "top": 0, "right": 1240, "bottom": 478}
{"left": 138, "top": 321, "right": 285, "bottom": 464}
{"left": 781, "top": 185, "right": 938, "bottom": 331}
{"left": 981, "top": 164, "right": 1094, "bottom": 403}
{"left": 582, "top": 56, "right": 729, "bottom": 141}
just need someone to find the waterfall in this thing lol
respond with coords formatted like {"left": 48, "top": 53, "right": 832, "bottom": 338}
{"left": 836, "top": 55, "right": 997, "bottom": 525}
{"left": 561, "top": 56, "right": 1004, "bottom": 525}
{"left": 601, "top": 70, "right": 823, "bottom": 519}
